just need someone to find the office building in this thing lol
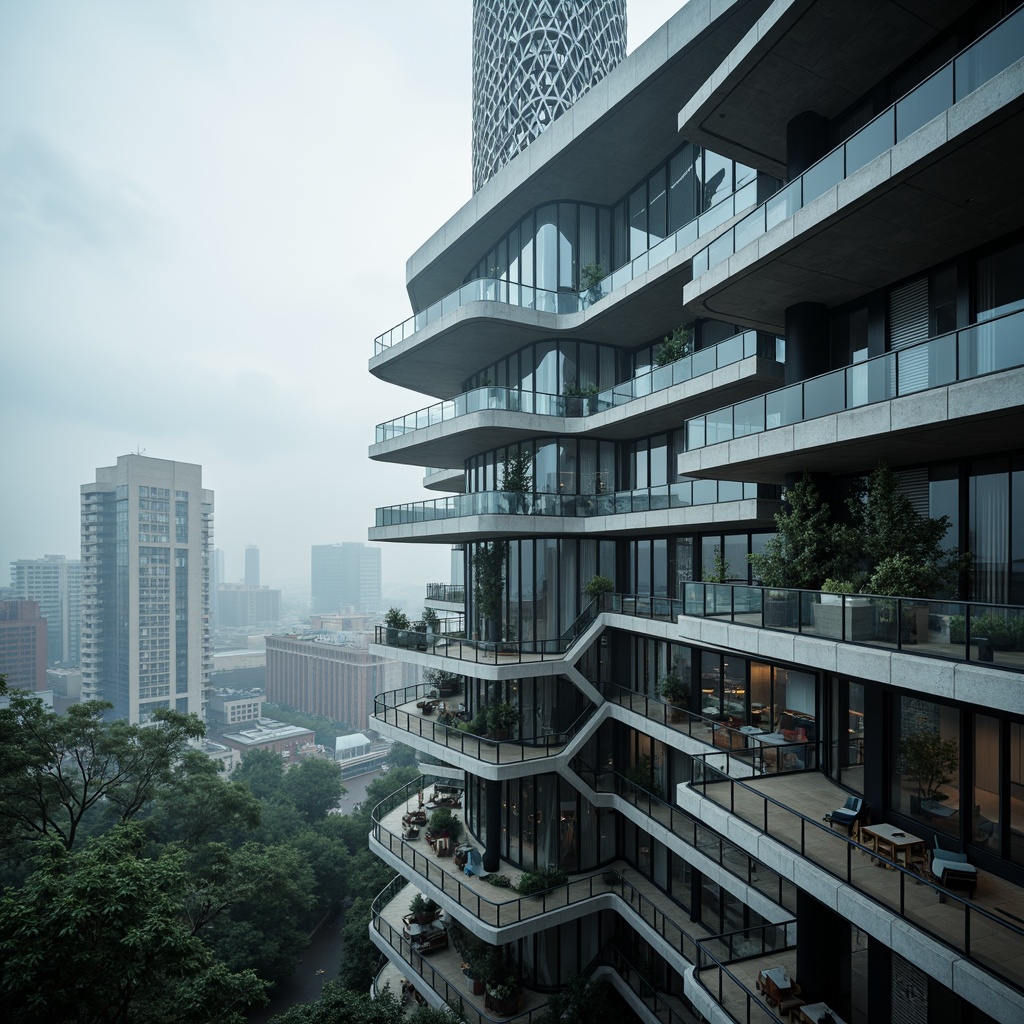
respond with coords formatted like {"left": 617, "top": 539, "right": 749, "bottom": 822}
{"left": 80, "top": 454, "right": 213, "bottom": 724}
{"left": 244, "top": 544, "right": 260, "bottom": 587}
{"left": 265, "top": 631, "right": 396, "bottom": 731}
{"left": 366, "top": 2, "right": 1024, "bottom": 1022}
{"left": 0, "top": 600, "right": 47, "bottom": 691}
{"left": 311, "top": 542, "right": 382, "bottom": 614}
{"left": 10, "top": 554, "right": 83, "bottom": 666}
{"left": 216, "top": 583, "right": 281, "bottom": 628}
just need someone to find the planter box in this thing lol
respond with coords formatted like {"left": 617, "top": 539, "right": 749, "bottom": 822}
{"left": 812, "top": 602, "right": 875, "bottom": 640}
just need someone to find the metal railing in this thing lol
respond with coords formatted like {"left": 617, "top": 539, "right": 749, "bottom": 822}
{"left": 373, "top": 182, "right": 760, "bottom": 354}
{"left": 597, "top": 679, "right": 816, "bottom": 776}
{"left": 375, "top": 330, "right": 781, "bottom": 440}
{"left": 372, "top": 683, "right": 597, "bottom": 764}
{"left": 685, "top": 307, "right": 1024, "bottom": 452}
{"left": 681, "top": 583, "right": 1024, "bottom": 673}
{"left": 573, "top": 760, "right": 797, "bottom": 914}
{"left": 372, "top": 778, "right": 706, "bottom": 961}
{"left": 426, "top": 583, "right": 466, "bottom": 603}
{"left": 688, "top": 754, "right": 1024, "bottom": 994}
{"left": 690, "top": 6, "right": 1024, "bottom": 281}
{"left": 374, "top": 598, "right": 597, "bottom": 664}
{"left": 371, "top": 875, "right": 548, "bottom": 1024}
{"left": 593, "top": 943, "right": 700, "bottom": 1024}
{"left": 693, "top": 922, "right": 797, "bottom": 1024}
{"left": 375, "top": 479, "right": 770, "bottom": 527}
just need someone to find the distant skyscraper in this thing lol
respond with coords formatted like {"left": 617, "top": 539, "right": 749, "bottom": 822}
{"left": 10, "top": 554, "right": 83, "bottom": 666}
{"left": 80, "top": 455, "right": 213, "bottom": 723}
{"left": 0, "top": 600, "right": 47, "bottom": 692}
{"left": 471, "top": 0, "right": 626, "bottom": 192}
{"left": 244, "top": 544, "right": 260, "bottom": 587}
{"left": 311, "top": 543, "right": 382, "bottom": 614}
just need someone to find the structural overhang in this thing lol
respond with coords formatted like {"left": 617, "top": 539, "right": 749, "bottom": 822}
{"left": 682, "top": 66, "right": 1024, "bottom": 332}
{"left": 404, "top": 0, "right": 773, "bottom": 311}
{"left": 677, "top": 0, "right": 970, "bottom": 178}
{"left": 677, "top": 366, "right": 1024, "bottom": 483}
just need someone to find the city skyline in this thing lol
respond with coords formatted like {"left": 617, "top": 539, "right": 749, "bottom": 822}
{"left": 0, "top": 0, "right": 681, "bottom": 592}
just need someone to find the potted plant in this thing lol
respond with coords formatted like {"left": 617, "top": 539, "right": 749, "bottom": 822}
{"left": 900, "top": 731, "right": 958, "bottom": 806}
{"left": 384, "top": 607, "right": 409, "bottom": 645}
{"left": 561, "top": 379, "right": 599, "bottom": 416}
{"left": 622, "top": 755, "right": 663, "bottom": 798}
{"left": 580, "top": 261, "right": 605, "bottom": 308}
{"left": 500, "top": 451, "right": 532, "bottom": 514}
{"left": 514, "top": 866, "right": 567, "bottom": 897}
{"left": 486, "top": 700, "right": 518, "bottom": 740}
{"left": 813, "top": 578, "right": 873, "bottom": 640}
{"left": 654, "top": 324, "right": 693, "bottom": 366}
{"left": 584, "top": 574, "right": 614, "bottom": 603}
{"left": 658, "top": 673, "right": 690, "bottom": 721}
{"left": 409, "top": 893, "right": 440, "bottom": 925}
{"left": 473, "top": 541, "right": 506, "bottom": 642}
{"left": 427, "top": 806, "right": 463, "bottom": 844}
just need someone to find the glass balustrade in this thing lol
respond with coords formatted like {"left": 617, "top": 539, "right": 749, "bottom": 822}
{"left": 685, "top": 307, "right": 1024, "bottom": 452}
{"left": 375, "top": 331, "right": 781, "bottom": 442}
{"left": 690, "top": 7, "right": 1024, "bottom": 280}
{"left": 375, "top": 480, "right": 769, "bottom": 527}
{"left": 374, "top": 181, "right": 759, "bottom": 353}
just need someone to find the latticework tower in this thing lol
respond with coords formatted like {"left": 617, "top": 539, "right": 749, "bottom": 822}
{"left": 472, "top": 0, "right": 627, "bottom": 193}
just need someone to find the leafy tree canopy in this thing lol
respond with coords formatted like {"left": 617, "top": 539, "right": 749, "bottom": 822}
{"left": 280, "top": 757, "right": 345, "bottom": 824}
{"left": 0, "top": 823, "right": 266, "bottom": 1024}
{"left": 0, "top": 680, "right": 204, "bottom": 854}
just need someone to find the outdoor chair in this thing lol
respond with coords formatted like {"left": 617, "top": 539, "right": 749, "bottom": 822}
{"left": 824, "top": 796, "right": 863, "bottom": 835}
{"left": 931, "top": 835, "right": 977, "bottom": 900}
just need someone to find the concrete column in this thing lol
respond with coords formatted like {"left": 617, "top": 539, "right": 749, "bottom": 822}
{"left": 784, "top": 301, "right": 830, "bottom": 386}
{"left": 786, "top": 110, "right": 831, "bottom": 181}
{"left": 796, "top": 889, "right": 848, "bottom": 1008}
{"left": 484, "top": 779, "right": 502, "bottom": 872}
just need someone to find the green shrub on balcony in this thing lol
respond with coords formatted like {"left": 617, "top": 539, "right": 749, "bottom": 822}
{"left": 427, "top": 807, "right": 462, "bottom": 844}
{"left": 948, "top": 613, "right": 1023, "bottom": 648}
{"left": 515, "top": 866, "right": 568, "bottom": 896}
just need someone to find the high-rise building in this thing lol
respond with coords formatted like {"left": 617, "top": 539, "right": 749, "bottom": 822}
{"left": 366, "top": 2, "right": 1024, "bottom": 1022}
{"left": 244, "top": 544, "right": 260, "bottom": 587}
{"left": 0, "top": 600, "right": 47, "bottom": 692}
{"left": 471, "top": 0, "right": 626, "bottom": 193}
{"left": 10, "top": 554, "right": 83, "bottom": 666}
{"left": 311, "top": 542, "right": 382, "bottom": 614}
{"left": 216, "top": 583, "right": 281, "bottom": 628}
{"left": 80, "top": 455, "right": 213, "bottom": 724}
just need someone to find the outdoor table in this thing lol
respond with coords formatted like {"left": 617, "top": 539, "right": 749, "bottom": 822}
{"left": 758, "top": 966, "right": 793, "bottom": 1006}
{"left": 795, "top": 1001, "right": 846, "bottom": 1024}
{"left": 859, "top": 823, "right": 925, "bottom": 869}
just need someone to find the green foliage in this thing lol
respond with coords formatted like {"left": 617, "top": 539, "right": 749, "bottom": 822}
{"left": 822, "top": 578, "right": 857, "bottom": 594}
{"left": 486, "top": 873, "right": 511, "bottom": 888}
{"left": 514, "top": 866, "right": 568, "bottom": 896}
{"left": 280, "top": 757, "right": 345, "bottom": 824}
{"left": 900, "top": 731, "right": 959, "bottom": 799}
{"left": 584, "top": 574, "right": 614, "bottom": 599}
{"left": 486, "top": 700, "right": 519, "bottom": 735}
{"left": 0, "top": 824, "right": 267, "bottom": 1024}
{"left": 385, "top": 741, "right": 421, "bottom": 768}
{"left": 384, "top": 607, "right": 410, "bottom": 630}
{"left": 233, "top": 748, "right": 286, "bottom": 801}
{"left": 501, "top": 449, "right": 533, "bottom": 494}
{"left": 473, "top": 541, "right": 506, "bottom": 625}
{"left": 562, "top": 379, "right": 599, "bottom": 397}
{"left": 654, "top": 324, "right": 693, "bottom": 366}
{"left": 534, "top": 974, "right": 616, "bottom": 1024}
{"left": 0, "top": 682, "right": 204, "bottom": 854}
{"left": 748, "top": 472, "right": 856, "bottom": 589}
{"left": 851, "top": 464, "right": 969, "bottom": 597}
{"left": 704, "top": 545, "right": 731, "bottom": 583}
{"left": 580, "top": 262, "right": 605, "bottom": 306}
{"left": 268, "top": 981, "right": 400, "bottom": 1024}
{"left": 422, "top": 607, "right": 440, "bottom": 633}
{"left": 427, "top": 806, "right": 463, "bottom": 844}
{"left": 622, "top": 755, "right": 663, "bottom": 799}
{"left": 336, "top": 897, "right": 383, "bottom": 994}
{"left": 948, "top": 612, "right": 1024, "bottom": 648}
{"left": 658, "top": 674, "right": 689, "bottom": 705}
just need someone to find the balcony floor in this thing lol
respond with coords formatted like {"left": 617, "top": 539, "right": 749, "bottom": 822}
{"left": 695, "top": 949, "right": 799, "bottom": 1024}
{"left": 696, "top": 771, "right": 1024, "bottom": 992}
{"left": 378, "top": 795, "right": 716, "bottom": 954}
{"left": 377, "top": 879, "right": 549, "bottom": 1021}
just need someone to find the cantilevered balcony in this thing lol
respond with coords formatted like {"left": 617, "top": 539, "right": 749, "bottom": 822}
{"left": 371, "top": 482, "right": 781, "bottom": 543}
{"left": 372, "top": 778, "right": 730, "bottom": 964}
{"left": 679, "top": 760, "right": 1024, "bottom": 1013}
{"left": 683, "top": 8, "right": 1024, "bottom": 329}
{"left": 679, "top": 310, "right": 1024, "bottom": 482}
{"left": 371, "top": 876, "right": 550, "bottom": 1024}
{"left": 679, "top": 583, "right": 1024, "bottom": 679}
{"left": 372, "top": 683, "right": 599, "bottom": 777}
{"left": 371, "top": 332, "right": 784, "bottom": 468}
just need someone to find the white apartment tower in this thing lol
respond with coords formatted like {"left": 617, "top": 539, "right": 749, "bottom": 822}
{"left": 80, "top": 455, "right": 213, "bottom": 724}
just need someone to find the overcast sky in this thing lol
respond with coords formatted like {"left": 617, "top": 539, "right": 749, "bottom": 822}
{"left": 1, "top": 0, "right": 685, "bottom": 595}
